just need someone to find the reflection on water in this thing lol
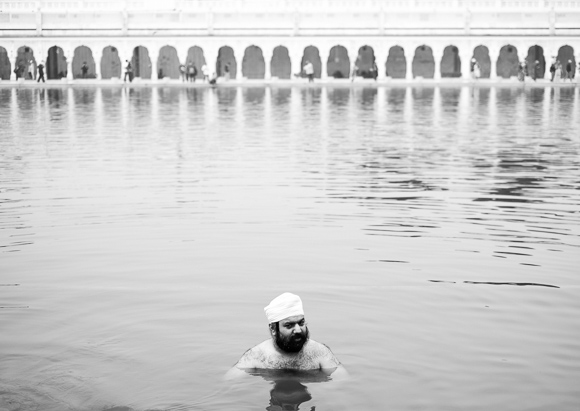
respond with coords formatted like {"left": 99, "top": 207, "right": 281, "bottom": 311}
{"left": 0, "top": 85, "right": 579, "bottom": 411}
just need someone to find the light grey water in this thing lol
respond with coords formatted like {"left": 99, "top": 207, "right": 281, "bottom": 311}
{"left": 1, "top": 85, "right": 579, "bottom": 411}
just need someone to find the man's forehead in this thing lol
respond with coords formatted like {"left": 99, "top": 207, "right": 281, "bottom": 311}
{"left": 280, "top": 315, "right": 305, "bottom": 324}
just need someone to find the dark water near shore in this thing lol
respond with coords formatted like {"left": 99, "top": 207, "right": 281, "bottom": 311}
{"left": 1, "top": 85, "right": 579, "bottom": 411}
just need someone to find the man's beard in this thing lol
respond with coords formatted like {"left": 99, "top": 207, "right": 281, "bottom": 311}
{"left": 275, "top": 326, "right": 310, "bottom": 353}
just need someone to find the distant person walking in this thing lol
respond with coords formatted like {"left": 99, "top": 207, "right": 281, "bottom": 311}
{"left": 351, "top": 62, "right": 358, "bottom": 82}
{"left": 531, "top": 60, "right": 539, "bottom": 81}
{"left": 517, "top": 60, "right": 526, "bottom": 82}
{"left": 565, "top": 60, "right": 573, "bottom": 81}
{"left": 224, "top": 63, "right": 231, "bottom": 81}
{"left": 549, "top": 60, "right": 556, "bottom": 81}
{"left": 81, "top": 61, "right": 89, "bottom": 79}
{"left": 202, "top": 64, "right": 209, "bottom": 82}
{"left": 180, "top": 63, "right": 186, "bottom": 82}
{"left": 28, "top": 60, "right": 35, "bottom": 80}
{"left": 37, "top": 61, "right": 45, "bottom": 83}
{"left": 124, "top": 60, "right": 133, "bottom": 83}
{"left": 554, "top": 60, "right": 562, "bottom": 83}
{"left": 304, "top": 60, "right": 314, "bottom": 83}
{"left": 188, "top": 63, "right": 197, "bottom": 82}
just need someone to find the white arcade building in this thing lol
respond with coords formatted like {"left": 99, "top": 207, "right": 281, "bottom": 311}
{"left": 0, "top": 0, "right": 579, "bottom": 82}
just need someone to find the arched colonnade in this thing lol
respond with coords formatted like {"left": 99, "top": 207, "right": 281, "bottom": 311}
{"left": 0, "top": 42, "right": 577, "bottom": 81}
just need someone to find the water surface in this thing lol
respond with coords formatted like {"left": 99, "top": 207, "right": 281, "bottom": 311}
{"left": 1, "top": 85, "right": 579, "bottom": 410}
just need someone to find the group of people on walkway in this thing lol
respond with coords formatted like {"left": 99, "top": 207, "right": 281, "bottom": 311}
{"left": 13, "top": 60, "right": 45, "bottom": 82}
{"left": 548, "top": 59, "right": 577, "bottom": 82}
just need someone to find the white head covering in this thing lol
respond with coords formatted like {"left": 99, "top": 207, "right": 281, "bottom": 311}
{"left": 264, "top": 293, "right": 304, "bottom": 324}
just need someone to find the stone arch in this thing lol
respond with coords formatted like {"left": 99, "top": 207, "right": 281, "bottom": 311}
{"left": 386, "top": 45, "right": 406, "bottom": 79}
{"left": 327, "top": 45, "right": 349, "bottom": 78}
{"left": 132, "top": 46, "right": 151, "bottom": 79}
{"left": 0, "top": 47, "right": 11, "bottom": 80}
{"left": 525, "top": 45, "right": 545, "bottom": 79}
{"left": 101, "top": 46, "right": 121, "bottom": 79}
{"left": 472, "top": 45, "right": 491, "bottom": 78}
{"left": 412, "top": 45, "right": 434, "bottom": 79}
{"left": 157, "top": 45, "right": 180, "bottom": 79}
{"left": 46, "top": 46, "right": 67, "bottom": 79}
{"left": 186, "top": 46, "right": 205, "bottom": 80}
{"left": 271, "top": 45, "right": 291, "bottom": 79}
{"left": 72, "top": 46, "right": 96, "bottom": 79}
{"left": 355, "top": 45, "right": 376, "bottom": 78}
{"left": 301, "top": 46, "right": 321, "bottom": 78}
{"left": 16, "top": 46, "right": 36, "bottom": 80}
{"left": 217, "top": 46, "right": 237, "bottom": 79}
{"left": 441, "top": 45, "right": 461, "bottom": 78}
{"left": 497, "top": 45, "right": 519, "bottom": 79}
{"left": 242, "top": 45, "right": 265, "bottom": 79}
{"left": 557, "top": 45, "right": 576, "bottom": 79}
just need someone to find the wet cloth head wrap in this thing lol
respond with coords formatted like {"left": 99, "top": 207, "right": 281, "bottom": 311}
{"left": 264, "top": 293, "right": 304, "bottom": 324}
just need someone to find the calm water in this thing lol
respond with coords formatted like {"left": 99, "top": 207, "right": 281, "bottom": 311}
{"left": 1, "top": 85, "right": 579, "bottom": 411}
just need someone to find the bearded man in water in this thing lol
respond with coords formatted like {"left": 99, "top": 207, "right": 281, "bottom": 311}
{"left": 226, "top": 293, "right": 346, "bottom": 378}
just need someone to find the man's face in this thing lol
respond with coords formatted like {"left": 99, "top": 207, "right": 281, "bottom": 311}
{"left": 273, "top": 315, "right": 309, "bottom": 353}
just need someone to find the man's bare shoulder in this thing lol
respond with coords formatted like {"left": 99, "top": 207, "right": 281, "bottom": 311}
{"left": 234, "top": 340, "right": 271, "bottom": 369}
{"left": 306, "top": 339, "right": 341, "bottom": 368}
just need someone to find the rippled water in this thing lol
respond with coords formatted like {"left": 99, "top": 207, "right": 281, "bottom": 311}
{"left": 1, "top": 85, "right": 579, "bottom": 411}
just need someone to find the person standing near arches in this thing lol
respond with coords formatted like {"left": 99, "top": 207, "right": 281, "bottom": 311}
{"left": 304, "top": 60, "right": 314, "bottom": 83}
{"left": 124, "top": 60, "right": 133, "bottom": 83}
{"left": 549, "top": 59, "right": 556, "bottom": 81}
{"left": 81, "top": 61, "right": 89, "bottom": 79}
{"left": 27, "top": 60, "right": 35, "bottom": 80}
{"left": 37, "top": 61, "right": 45, "bottom": 83}
{"left": 201, "top": 64, "right": 209, "bottom": 82}
{"left": 224, "top": 63, "right": 230, "bottom": 81}
{"left": 566, "top": 60, "right": 573, "bottom": 81}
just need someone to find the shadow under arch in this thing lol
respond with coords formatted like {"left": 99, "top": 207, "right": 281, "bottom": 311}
{"left": 132, "top": 45, "right": 151, "bottom": 79}
{"left": 46, "top": 45, "right": 67, "bottom": 79}
{"left": 217, "top": 46, "right": 237, "bottom": 79}
{"left": 301, "top": 46, "right": 321, "bottom": 78}
{"left": 72, "top": 45, "right": 96, "bottom": 79}
{"left": 441, "top": 45, "right": 461, "bottom": 78}
{"left": 16, "top": 46, "right": 36, "bottom": 80}
{"left": 271, "top": 45, "right": 291, "bottom": 79}
{"left": 386, "top": 45, "right": 406, "bottom": 78}
{"left": 0, "top": 46, "right": 11, "bottom": 80}
{"left": 242, "top": 45, "right": 265, "bottom": 79}
{"left": 187, "top": 46, "right": 205, "bottom": 80}
{"left": 497, "top": 44, "right": 519, "bottom": 79}
{"left": 473, "top": 45, "right": 491, "bottom": 78}
{"left": 355, "top": 45, "right": 376, "bottom": 78}
{"left": 158, "top": 45, "right": 180, "bottom": 79}
{"left": 101, "top": 46, "right": 121, "bottom": 79}
{"left": 525, "top": 45, "right": 545, "bottom": 79}
{"left": 327, "top": 45, "right": 349, "bottom": 78}
{"left": 412, "top": 45, "right": 434, "bottom": 79}
{"left": 557, "top": 45, "right": 576, "bottom": 79}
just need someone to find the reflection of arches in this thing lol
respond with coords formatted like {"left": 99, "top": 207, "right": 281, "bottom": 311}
{"left": 386, "top": 46, "right": 406, "bottom": 79}
{"left": 355, "top": 45, "right": 376, "bottom": 78}
{"left": 301, "top": 46, "right": 321, "bottom": 78}
{"left": 242, "top": 45, "right": 265, "bottom": 79}
{"left": 473, "top": 45, "right": 491, "bottom": 79}
{"left": 46, "top": 46, "right": 67, "bottom": 79}
{"left": 101, "top": 46, "right": 121, "bottom": 79}
{"left": 271, "top": 46, "right": 291, "bottom": 79}
{"left": 217, "top": 46, "right": 237, "bottom": 79}
{"left": 132, "top": 46, "right": 151, "bottom": 79}
{"left": 497, "top": 45, "right": 519, "bottom": 79}
{"left": 557, "top": 45, "right": 576, "bottom": 79}
{"left": 441, "top": 45, "right": 461, "bottom": 78}
{"left": 72, "top": 46, "right": 95, "bottom": 79}
{"left": 186, "top": 46, "right": 205, "bottom": 80}
{"left": 525, "top": 45, "right": 545, "bottom": 79}
{"left": 0, "top": 47, "right": 11, "bottom": 80}
{"left": 412, "top": 45, "right": 434, "bottom": 78}
{"left": 158, "top": 45, "right": 180, "bottom": 79}
{"left": 327, "top": 45, "right": 349, "bottom": 78}
{"left": 16, "top": 46, "right": 36, "bottom": 80}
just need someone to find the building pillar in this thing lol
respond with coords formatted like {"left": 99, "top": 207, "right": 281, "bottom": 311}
{"left": 488, "top": 45, "right": 500, "bottom": 80}
{"left": 433, "top": 46, "right": 443, "bottom": 80}
{"left": 10, "top": 46, "right": 17, "bottom": 81}
{"left": 290, "top": 46, "right": 304, "bottom": 78}
{"left": 318, "top": 44, "right": 331, "bottom": 80}
{"left": 405, "top": 44, "right": 416, "bottom": 80}
{"left": 93, "top": 46, "right": 103, "bottom": 80}
{"left": 149, "top": 45, "right": 160, "bottom": 80}
{"left": 373, "top": 46, "right": 388, "bottom": 80}
{"left": 233, "top": 45, "right": 246, "bottom": 79}
{"left": 460, "top": 46, "right": 472, "bottom": 81}
{"left": 203, "top": 45, "right": 219, "bottom": 78}
{"left": 65, "top": 47, "right": 73, "bottom": 80}
{"left": 262, "top": 45, "right": 273, "bottom": 80}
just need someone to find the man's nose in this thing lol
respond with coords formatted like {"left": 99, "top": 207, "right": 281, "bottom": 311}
{"left": 292, "top": 324, "right": 302, "bottom": 333}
